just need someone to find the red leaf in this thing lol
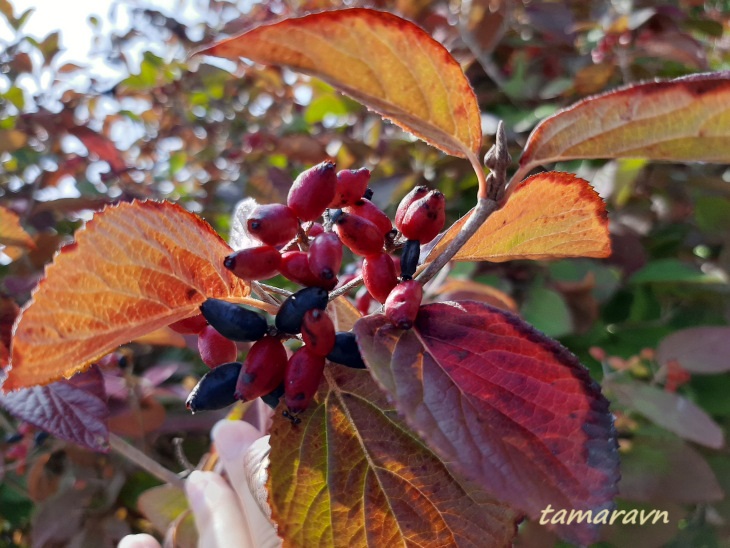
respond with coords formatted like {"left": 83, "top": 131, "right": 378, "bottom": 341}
{"left": 0, "top": 366, "right": 109, "bottom": 452}
{"left": 68, "top": 126, "right": 126, "bottom": 173}
{"left": 354, "top": 301, "right": 619, "bottom": 545}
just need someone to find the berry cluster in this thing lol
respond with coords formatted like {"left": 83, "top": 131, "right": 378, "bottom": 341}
{"left": 179, "top": 161, "right": 446, "bottom": 421}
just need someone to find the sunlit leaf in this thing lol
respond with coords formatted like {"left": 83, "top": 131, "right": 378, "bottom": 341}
{"left": 0, "top": 205, "right": 35, "bottom": 261}
{"left": 606, "top": 379, "right": 724, "bottom": 449}
{"left": 429, "top": 172, "right": 610, "bottom": 263}
{"left": 6, "top": 200, "right": 253, "bottom": 390}
{"left": 518, "top": 72, "right": 730, "bottom": 176}
{"left": 0, "top": 367, "right": 109, "bottom": 451}
{"left": 329, "top": 296, "right": 361, "bottom": 332}
{"left": 268, "top": 366, "right": 519, "bottom": 547}
{"left": 199, "top": 8, "right": 481, "bottom": 158}
{"left": 657, "top": 326, "right": 730, "bottom": 373}
{"left": 355, "top": 302, "right": 619, "bottom": 545}
{"left": 132, "top": 326, "right": 187, "bottom": 348}
{"left": 138, "top": 484, "right": 197, "bottom": 548}
{"left": 433, "top": 278, "right": 517, "bottom": 312}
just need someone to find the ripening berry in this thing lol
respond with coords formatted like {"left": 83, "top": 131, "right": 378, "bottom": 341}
{"left": 354, "top": 287, "right": 374, "bottom": 316}
{"left": 362, "top": 253, "right": 398, "bottom": 303}
{"left": 285, "top": 348, "right": 326, "bottom": 414}
{"left": 308, "top": 222, "right": 324, "bottom": 237}
{"left": 247, "top": 204, "right": 299, "bottom": 246}
{"left": 279, "top": 251, "right": 321, "bottom": 287}
{"left": 399, "top": 190, "right": 445, "bottom": 244}
{"left": 308, "top": 232, "right": 343, "bottom": 286}
{"left": 198, "top": 325, "right": 238, "bottom": 368}
{"left": 327, "top": 332, "right": 366, "bottom": 369}
{"left": 395, "top": 185, "right": 429, "bottom": 230}
{"left": 186, "top": 361, "right": 241, "bottom": 413}
{"left": 384, "top": 280, "right": 423, "bottom": 330}
{"left": 400, "top": 239, "right": 420, "bottom": 280}
{"left": 301, "top": 309, "right": 336, "bottom": 357}
{"left": 344, "top": 198, "right": 392, "bottom": 237}
{"left": 169, "top": 314, "right": 208, "bottom": 335}
{"left": 329, "top": 168, "right": 370, "bottom": 208}
{"left": 224, "top": 245, "right": 281, "bottom": 281}
{"left": 333, "top": 212, "right": 384, "bottom": 256}
{"left": 200, "top": 299, "right": 268, "bottom": 342}
{"left": 275, "top": 286, "right": 329, "bottom": 334}
{"left": 235, "top": 335, "right": 288, "bottom": 402}
{"left": 287, "top": 161, "right": 337, "bottom": 221}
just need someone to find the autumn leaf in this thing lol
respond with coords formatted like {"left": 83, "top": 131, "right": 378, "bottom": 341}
{"left": 5, "top": 200, "right": 255, "bottom": 390}
{"left": 198, "top": 8, "right": 481, "bottom": 159}
{"left": 0, "top": 205, "right": 35, "bottom": 261}
{"left": 68, "top": 126, "right": 127, "bottom": 173}
{"left": 355, "top": 302, "right": 619, "bottom": 545}
{"left": 268, "top": 366, "right": 519, "bottom": 547}
{"left": 428, "top": 172, "right": 610, "bottom": 263}
{"left": 0, "top": 367, "right": 109, "bottom": 451}
{"left": 517, "top": 71, "right": 730, "bottom": 180}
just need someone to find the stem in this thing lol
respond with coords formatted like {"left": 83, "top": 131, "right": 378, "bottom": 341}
{"left": 109, "top": 433, "right": 184, "bottom": 489}
{"left": 417, "top": 197, "right": 498, "bottom": 285}
{"left": 255, "top": 282, "right": 293, "bottom": 297}
{"left": 328, "top": 274, "right": 363, "bottom": 302}
{"left": 468, "top": 150, "right": 489, "bottom": 200}
{"left": 251, "top": 281, "right": 281, "bottom": 306}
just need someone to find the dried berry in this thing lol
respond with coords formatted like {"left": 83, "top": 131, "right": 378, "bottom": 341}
{"left": 169, "top": 313, "right": 208, "bottom": 335}
{"left": 399, "top": 190, "right": 445, "bottom": 244}
{"left": 329, "top": 167, "right": 371, "bottom": 208}
{"left": 186, "top": 361, "right": 241, "bottom": 413}
{"left": 308, "top": 232, "right": 343, "bottom": 286}
{"left": 362, "top": 253, "right": 398, "bottom": 303}
{"left": 285, "top": 347, "right": 326, "bottom": 414}
{"left": 235, "top": 335, "right": 288, "bottom": 401}
{"left": 200, "top": 299, "right": 268, "bottom": 342}
{"left": 384, "top": 280, "right": 423, "bottom": 330}
{"left": 198, "top": 325, "right": 238, "bottom": 368}
{"left": 224, "top": 245, "right": 281, "bottom": 281}
{"left": 395, "top": 185, "right": 429, "bottom": 230}
{"left": 344, "top": 198, "right": 392, "bottom": 237}
{"left": 301, "top": 309, "right": 336, "bottom": 357}
{"left": 287, "top": 160, "right": 337, "bottom": 221}
{"left": 275, "top": 286, "right": 329, "bottom": 334}
{"left": 333, "top": 212, "right": 384, "bottom": 257}
{"left": 247, "top": 204, "right": 299, "bottom": 246}
{"left": 326, "top": 332, "right": 366, "bottom": 369}
{"left": 400, "top": 239, "right": 420, "bottom": 280}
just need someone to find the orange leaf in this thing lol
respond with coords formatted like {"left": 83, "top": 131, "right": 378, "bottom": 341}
{"left": 199, "top": 9, "right": 481, "bottom": 158}
{"left": 518, "top": 72, "right": 730, "bottom": 177}
{"left": 268, "top": 366, "right": 519, "bottom": 546}
{"left": 429, "top": 172, "right": 610, "bottom": 263}
{"left": 0, "top": 205, "right": 35, "bottom": 261}
{"left": 5, "top": 200, "right": 253, "bottom": 390}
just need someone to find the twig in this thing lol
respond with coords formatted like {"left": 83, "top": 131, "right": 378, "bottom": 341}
{"left": 255, "top": 282, "right": 293, "bottom": 297}
{"left": 328, "top": 274, "right": 363, "bottom": 302}
{"left": 109, "top": 433, "right": 184, "bottom": 489}
{"left": 251, "top": 281, "right": 282, "bottom": 306}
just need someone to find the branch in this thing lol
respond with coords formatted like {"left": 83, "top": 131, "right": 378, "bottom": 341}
{"left": 110, "top": 433, "right": 184, "bottom": 489}
{"left": 328, "top": 274, "right": 363, "bottom": 302}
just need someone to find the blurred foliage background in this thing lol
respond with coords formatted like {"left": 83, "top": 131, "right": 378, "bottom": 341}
{"left": 1, "top": 0, "right": 729, "bottom": 546}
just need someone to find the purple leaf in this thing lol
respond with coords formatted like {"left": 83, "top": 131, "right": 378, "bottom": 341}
{"left": 0, "top": 367, "right": 109, "bottom": 452}
{"left": 657, "top": 326, "right": 730, "bottom": 373}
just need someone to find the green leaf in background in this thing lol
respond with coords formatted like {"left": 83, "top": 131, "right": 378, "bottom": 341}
{"left": 629, "top": 258, "right": 725, "bottom": 284}
{"left": 522, "top": 286, "right": 572, "bottom": 337}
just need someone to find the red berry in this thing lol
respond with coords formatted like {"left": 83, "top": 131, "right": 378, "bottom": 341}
{"left": 247, "top": 204, "right": 299, "bottom": 246}
{"left": 333, "top": 212, "right": 384, "bottom": 256}
{"left": 355, "top": 287, "right": 374, "bottom": 316}
{"left": 308, "top": 222, "right": 324, "bottom": 237}
{"left": 301, "top": 309, "right": 336, "bottom": 357}
{"left": 169, "top": 314, "right": 208, "bottom": 335}
{"left": 287, "top": 161, "right": 337, "bottom": 221}
{"left": 399, "top": 190, "right": 445, "bottom": 244}
{"left": 224, "top": 245, "right": 281, "bottom": 281}
{"left": 284, "top": 347, "right": 325, "bottom": 414}
{"left": 328, "top": 168, "right": 370, "bottom": 208}
{"left": 279, "top": 251, "right": 321, "bottom": 287}
{"left": 384, "top": 280, "right": 423, "bottom": 330}
{"left": 362, "top": 253, "right": 398, "bottom": 303}
{"left": 395, "top": 185, "right": 429, "bottom": 230}
{"left": 344, "top": 198, "right": 392, "bottom": 237}
{"left": 235, "top": 336, "right": 288, "bottom": 402}
{"left": 308, "top": 232, "right": 343, "bottom": 286}
{"left": 198, "top": 325, "right": 238, "bottom": 368}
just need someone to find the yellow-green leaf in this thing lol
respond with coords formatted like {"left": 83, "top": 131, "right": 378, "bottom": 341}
{"left": 518, "top": 72, "right": 730, "bottom": 177}
{"left": 198, "top": 8, "right": 481, "bottom": 158}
